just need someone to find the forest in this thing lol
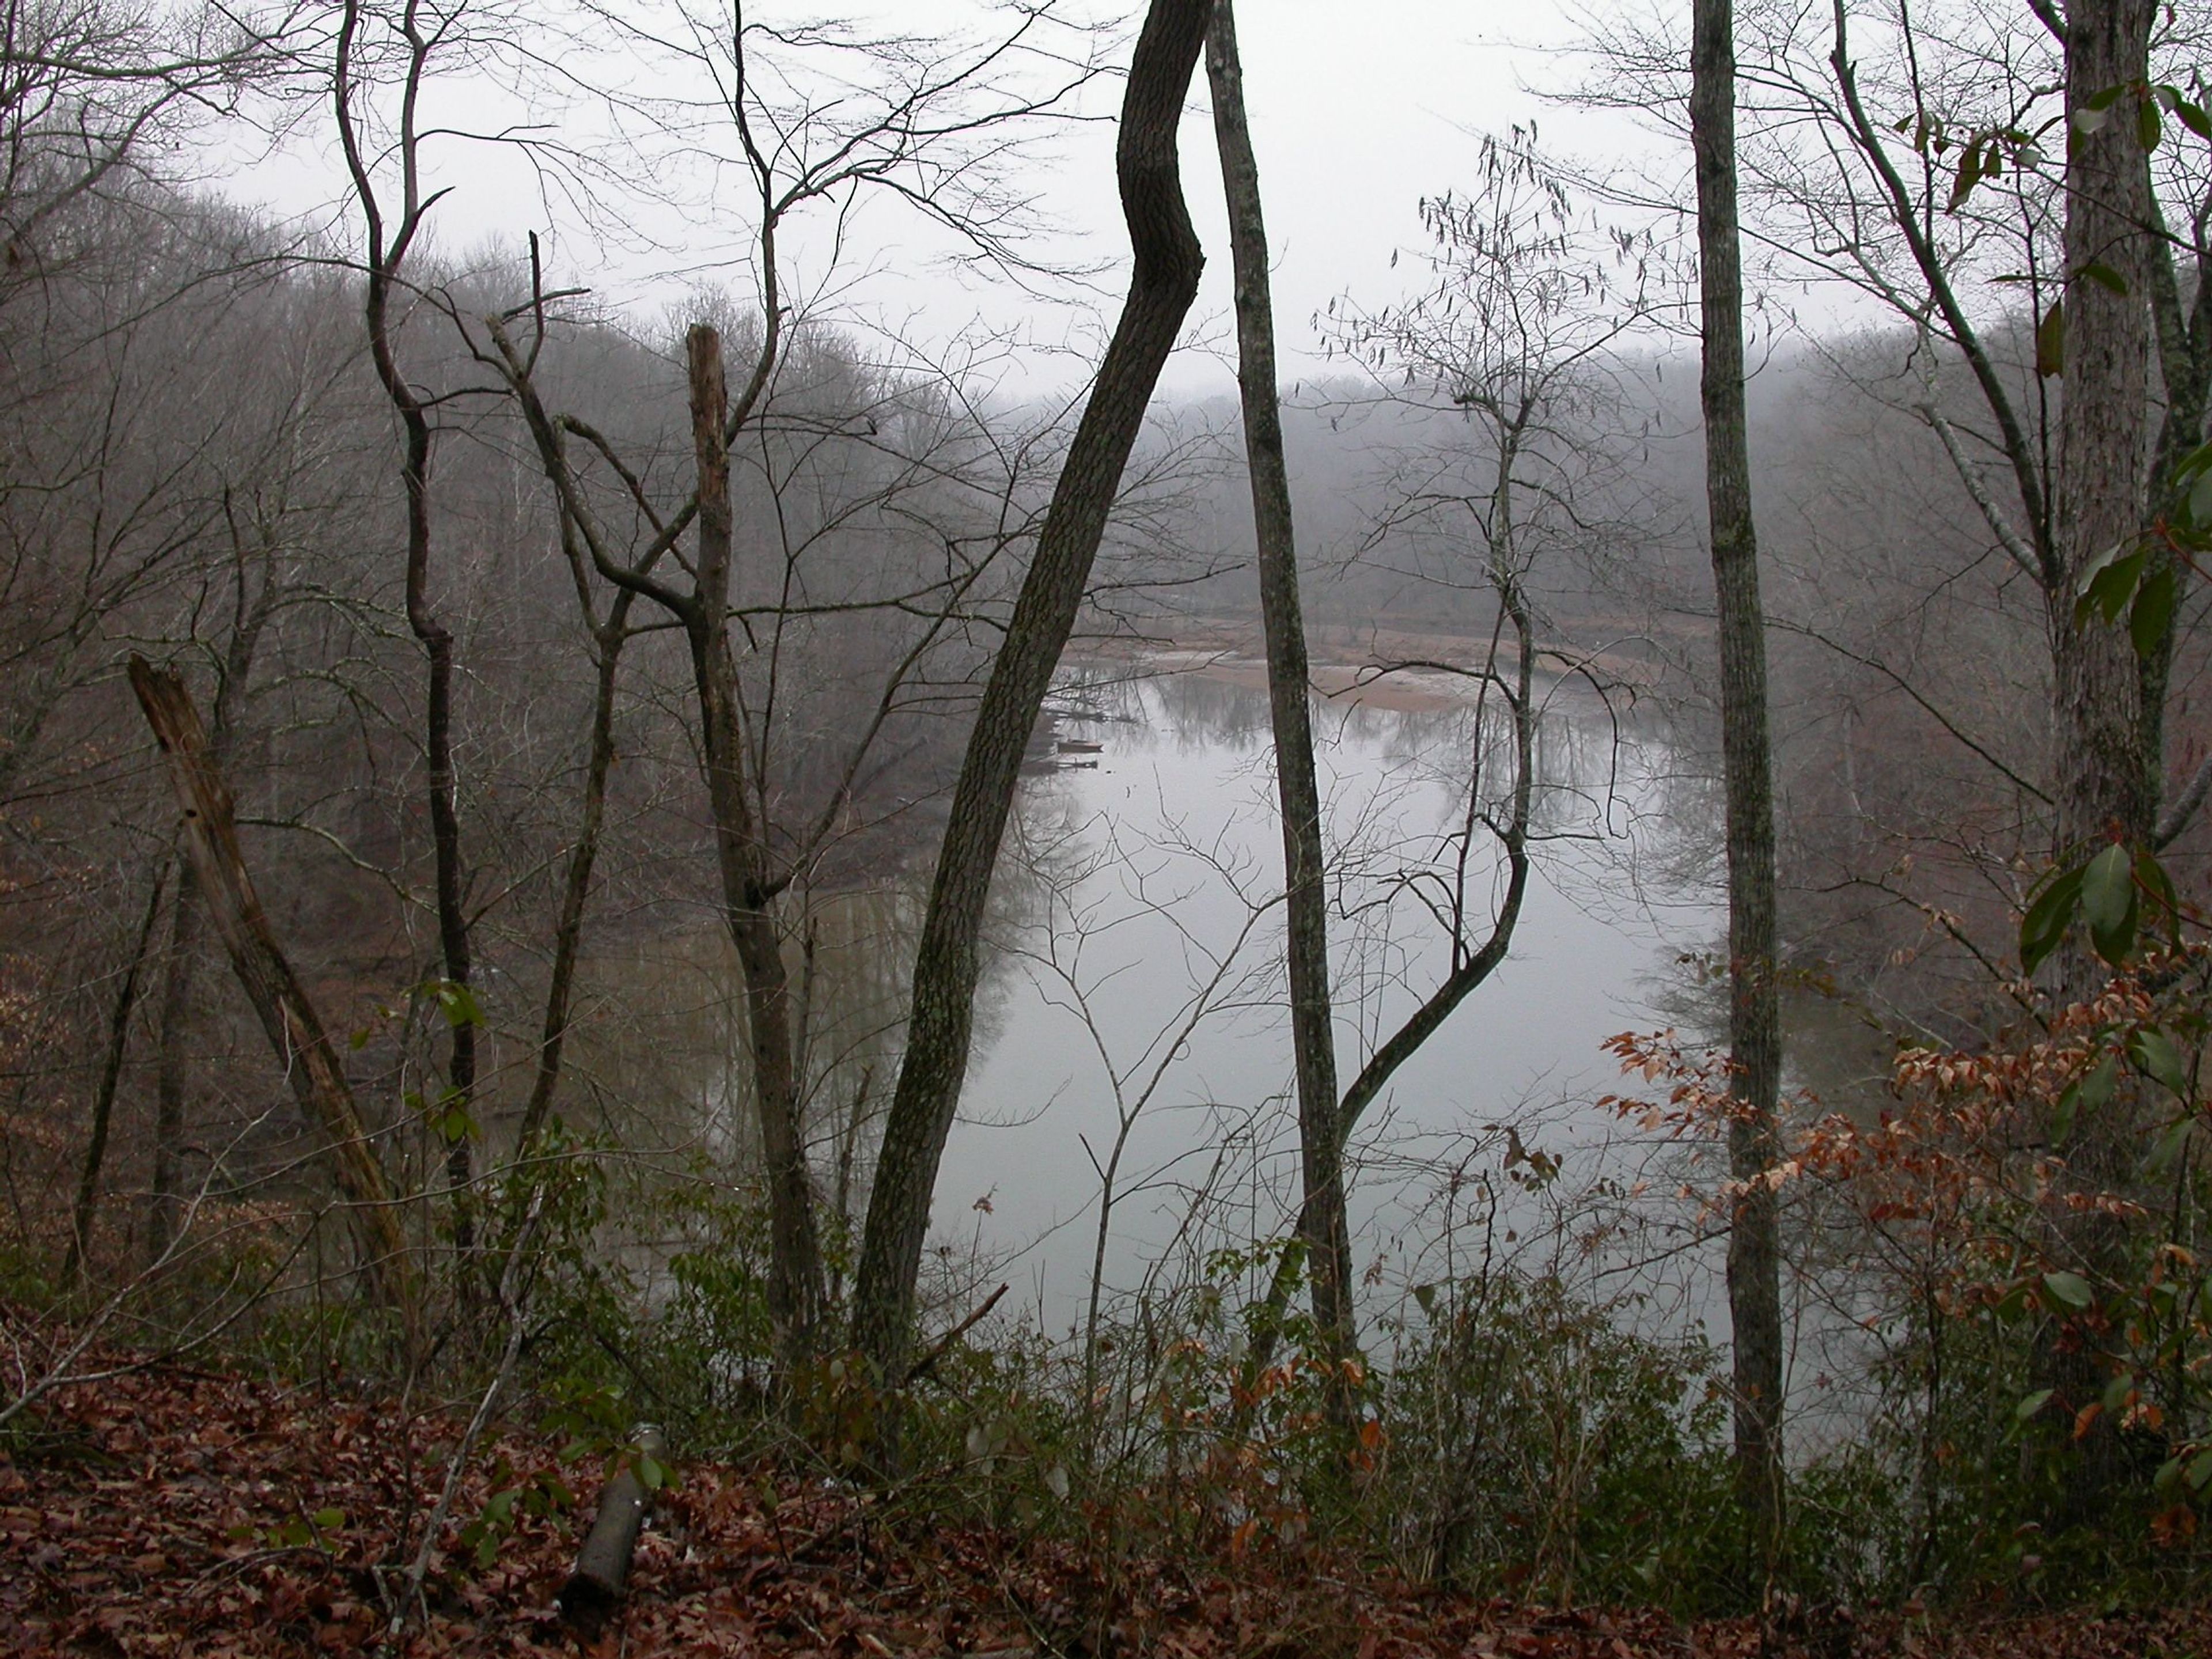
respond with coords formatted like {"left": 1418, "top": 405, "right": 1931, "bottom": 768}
{"left": 5, "top": 0, "right": 2212, "bottom": 1654}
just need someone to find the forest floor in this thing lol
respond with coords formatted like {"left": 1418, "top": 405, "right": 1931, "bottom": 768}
{"left": 3, "top": 1340, "right": 2208, "bottom": 1658}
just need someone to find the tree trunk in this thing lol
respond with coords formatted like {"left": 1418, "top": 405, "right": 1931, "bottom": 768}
{"left": 1205, "top": 0, "right": 1357, "bottom": 1412}
{"left": 512, "top": 596, "right": 629, "bottom": 1157}
{"left": 347, "top": 78, "right": 478, "bottom": 1250}
{"left": 147, "top": 537, "right": 278, "bottom": 1264}
{"left": 2054, "top": 0, "right": 2158, "bottom": 872}
{"left": 1691, "top": 0, "right": 1787, "bottom": 1571}
{"left": 850, "top": 0, "right": 1212, "bottom": 1396}
{"left": 392, "top": 354, "right": 478, "bottom": 1249}
{"left": 686, "top": 324, "right": 825, "bottom": 1372}
{"left": 127, "top": 656, "right": 418, "bottom": 1339}
{"left": 148, "top": 858, "right": 204, "bottom": 1262}
{"left": 2047, "top": 0, "right": 2157, "bottom": 1532}
{"left": 62, "top": 858, "right": 169, "bottom": 1287}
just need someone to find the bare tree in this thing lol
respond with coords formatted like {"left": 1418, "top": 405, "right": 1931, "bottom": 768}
{"left": 331, "top": 0, "right": 482, "bottom": 1251}
{"left": 1210, "top": 132, "right": 1654, "bottom": 1408}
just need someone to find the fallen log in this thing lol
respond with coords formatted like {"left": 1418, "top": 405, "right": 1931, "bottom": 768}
{"left": 558, "top": 1425, "right": 667, "bottom": 1636}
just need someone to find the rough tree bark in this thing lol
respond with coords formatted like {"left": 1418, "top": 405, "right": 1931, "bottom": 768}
{"left": 2054, "top": 0, "right": 2158, "bottom": 872}
{"left": 127, "top": 656, "right": 418, "bottom": 1338}
{"left": 1691, "top": 0, "right": 1786, "bottom": 1570}
{"left": 1204, "top": 0, "right": 1357, "bottom": 1404}
{"left": 850, "top": 0, "right": 1213, "bottom": 1394}
{"left": 2048, "top": 0, "right": 2158, "bottom": 1532}
{"left": 685, "top": 323, "right": 825, "bottom": 1369}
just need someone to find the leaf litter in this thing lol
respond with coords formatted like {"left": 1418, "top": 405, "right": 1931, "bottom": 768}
{"left": 3, "top": 1331, "right": 2210, "bottom": 1657}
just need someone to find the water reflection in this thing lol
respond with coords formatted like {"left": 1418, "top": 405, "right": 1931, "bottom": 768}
{"left": 954, "top": 664, "right": 1717, "bottom": 1336}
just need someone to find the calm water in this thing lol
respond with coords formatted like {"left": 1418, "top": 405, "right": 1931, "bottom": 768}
{"left": 943, "top": 664, "right": 1721, "bottom": 1337}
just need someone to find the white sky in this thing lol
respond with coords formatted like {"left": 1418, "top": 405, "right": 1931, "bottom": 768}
{"left": 229, "top": 1, "right": 1669, "bottom": 399}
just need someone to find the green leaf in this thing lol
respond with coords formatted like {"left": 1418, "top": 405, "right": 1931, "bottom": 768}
{"left": 2081, "top": 842, "right": 2135, "bottom": 960}
{"left": 2141, "top": 95, "right": 2164, "bottom": 152}
{"left": 2051, "top": 1078, "right": 2082, "bottom": 1146}
{"left": 2190, "top": 1450, "right": 2212, "bottom": 1491}
{"left": 2132, "top": 563, "right": 2177, "bottom": 658}
{"left": 2080, "top": 260, "right": 2130, "bottom": 296}
{"left": 2132, "top": 1027, "right": 2189, "bottom": 1094}
{"left": 2077, "top": 546, "right": 2146, "bottom": 626}
{"left": 2021, "top": 864, "right": 2085, "bottom": 975}
{"left": 2147, "top": 1115, "right": 2194, "bottom": 1178}
{"left": 312, "top": 1508, "right": 344, "bottom": 1532}
{"left": 2043, "top": 1270, "right": 2094, "bottom": 1312}
{"left": 2080, "top": 1054, "right": 2119, "bottom": 1113}
{"left": 2036, "top": 296, "right": 2065, "bottom": 376}
{"left": 433, "top": 980, "right": 484, "bottom": 1028}
{"left": 1947, "top": 140, "right": 1984, "bottom": 210}
{"left": 2073, "top": 105, "right": 2113, "bottom": 136}
{"left": 635, "top": 1455, "right": 665, "bottom": 1492}
{"left": 2016, "top": 1387, "right": 2056, "bottom": 1422}
{"left": 2052, "top": 1058, "right": 2111, "bottom": 1147}
{"left": 2177, "top": 99, "right": 2212, "bottom": 142}
{"left": 2136, "top": 848, "right": 2180, "bottom": 940}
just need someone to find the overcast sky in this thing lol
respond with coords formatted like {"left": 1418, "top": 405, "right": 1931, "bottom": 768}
{"left": 236, "top": 1, "right": 1673, "bottom": 399}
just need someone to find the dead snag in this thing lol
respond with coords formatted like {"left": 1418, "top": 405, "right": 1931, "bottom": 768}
{"left": 125, "top": 656, "right": 418, "bottom": 1340}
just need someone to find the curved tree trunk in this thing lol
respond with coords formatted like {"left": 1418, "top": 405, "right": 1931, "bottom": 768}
{"left": 1691, "top": 0, "right": 1787, "bottom": 1573}
{"left": 850, "top": 0, "right": 1213, "bottom": 1397}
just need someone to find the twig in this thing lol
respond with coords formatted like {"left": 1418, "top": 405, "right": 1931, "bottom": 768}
{"left": 383, "top": 1184, "right": 547, "bottom": 1646}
